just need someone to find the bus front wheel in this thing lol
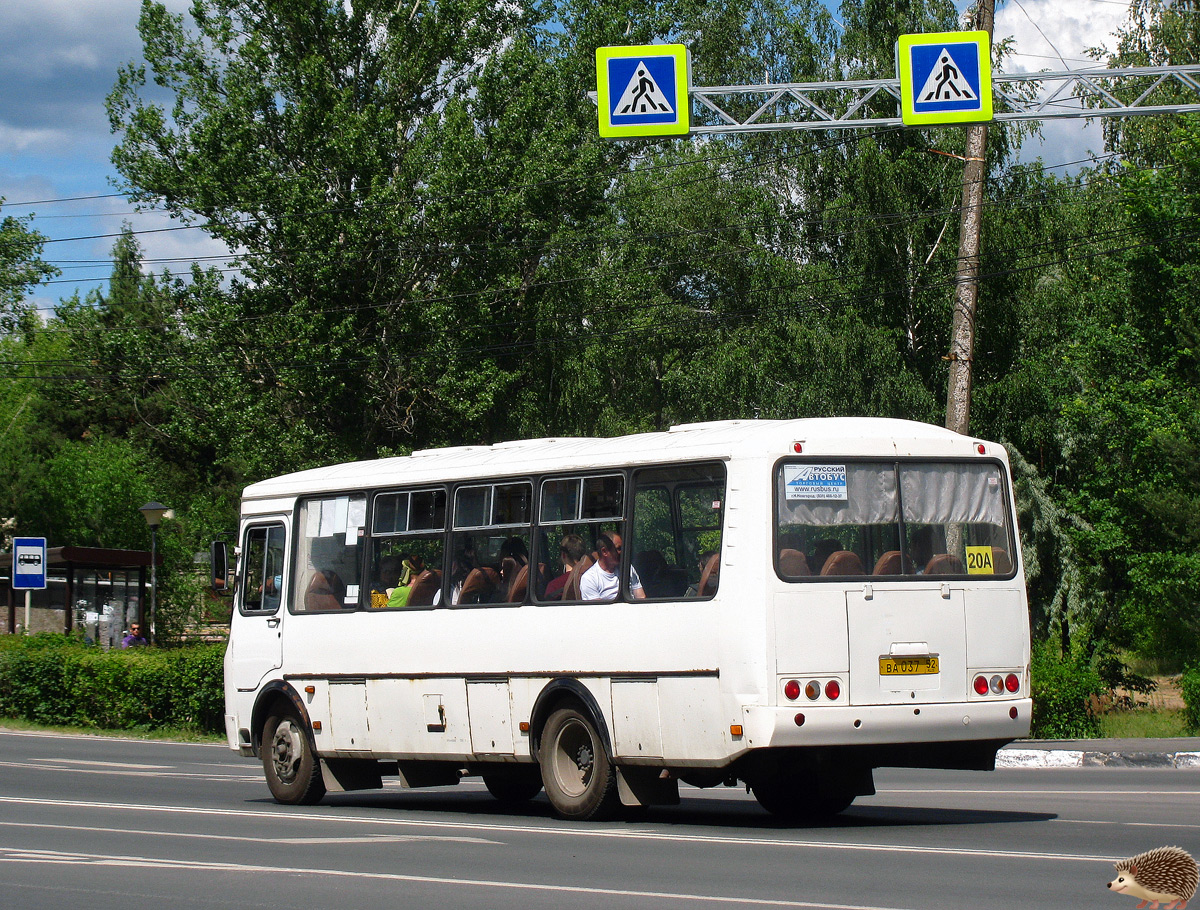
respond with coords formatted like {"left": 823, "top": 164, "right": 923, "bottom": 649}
{"left": 538, "top": 707, "right": 618, "bottom": 820}
{"left": 262, "top": 709, "right": 326, "bottom": 805}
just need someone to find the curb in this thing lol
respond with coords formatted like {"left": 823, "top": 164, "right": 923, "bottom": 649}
{"left": 997, "top": 748, "right": 1200, "bottom": 769}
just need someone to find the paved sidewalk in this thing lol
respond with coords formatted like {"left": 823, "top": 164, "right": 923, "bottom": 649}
{"left": 998, "top": 737, "right": 1200, "bottom": 769}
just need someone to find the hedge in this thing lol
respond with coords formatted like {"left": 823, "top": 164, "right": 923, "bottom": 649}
{"left": 1030, "top": 642, "right": 1104, "bottom": 739}
{"left": 1182, "top": 666, "right": 1200, "bottom": 733}
{"left": 0, "top": 634, "right": 225, "bottom": 734}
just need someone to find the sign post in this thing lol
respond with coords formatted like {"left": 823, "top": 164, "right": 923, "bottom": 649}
{"left": 13, "top": 536, "right": 47, "bottom": 635}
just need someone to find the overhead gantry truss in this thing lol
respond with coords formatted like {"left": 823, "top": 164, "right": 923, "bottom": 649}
{"left": 676, "top": 65, "right": 1200, "bottom": 133}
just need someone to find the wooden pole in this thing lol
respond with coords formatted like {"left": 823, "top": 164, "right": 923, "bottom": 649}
{"left": 945, "top": 0, "right": 995, "bottom": 436}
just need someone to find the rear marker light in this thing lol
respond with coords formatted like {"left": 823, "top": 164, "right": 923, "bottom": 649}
{"left": 793, "top": 442, "right": 803, "bottom": 453}
{"left": 794, "top": 713, "right": 805, "bottom": 727}
{"left": 784, "top": 680, "right": 801, "bottom": 700}
{"left": 974, "top": 675, "right": 990, "bottom": 696}
{"left": 975, "top": 442, "right": 986, "bottom": 454}
{"left": 805, "top": 680, "right": 821, "bottom": 700}
{"left": 1005, "top": 673, "right": 1020, "bottom": 693}
{"left": 1010, "top": 707, "right": 1019, "bottom": 719}
{"left": 825, "top": 680, "right": 841, "bottom": 700}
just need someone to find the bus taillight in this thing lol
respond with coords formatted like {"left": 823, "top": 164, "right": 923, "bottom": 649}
{"left": 1005, "top": 673, "right": 1020, "bottom": 693}
{"left": 973, "top": 675, "right": 990, "bottom": 696}
{"left": 824, "top": 680, "right": 841, "bottom": 700}
{"left": 784, "top": 679, "right": 801, "bottom": 700}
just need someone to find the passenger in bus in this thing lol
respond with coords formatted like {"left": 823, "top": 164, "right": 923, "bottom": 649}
{"left": 545, "top": 533, "right": 586, "bottom": 600}
{"left": 385, "top": 555, "right": 424, "bottom": 609}
{"left": 580, "top": 532, "right": 645, "bottom": 601}
{"left": 447, "top": 544, "right": 476, "bottom": 604}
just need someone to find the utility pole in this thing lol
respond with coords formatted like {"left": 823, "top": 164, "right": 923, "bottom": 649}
{"left": 945, "top": 0, "right": 995, "bottom": 435}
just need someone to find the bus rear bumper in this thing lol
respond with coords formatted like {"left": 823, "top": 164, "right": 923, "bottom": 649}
{"left": 742, "top": 698, "right": 1032, "bottom": 752}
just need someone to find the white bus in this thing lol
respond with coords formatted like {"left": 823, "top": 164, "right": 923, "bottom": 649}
{"left": 217, "top": 417, "right": 1031, "bottom": 820}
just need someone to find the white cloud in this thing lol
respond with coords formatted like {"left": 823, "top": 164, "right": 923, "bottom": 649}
{"left": 992, "top": 0, "right": 1134, "bottom": 166}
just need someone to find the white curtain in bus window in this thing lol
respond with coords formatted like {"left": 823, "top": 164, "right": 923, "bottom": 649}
{"left": 898, "top": 463, "right": 1006, "bottom": 525}
{"left": 778, "top": 463, "right": 899, "bottom": 527}
{"left": 294, "top": 494, "right": 366, "bottom": 612}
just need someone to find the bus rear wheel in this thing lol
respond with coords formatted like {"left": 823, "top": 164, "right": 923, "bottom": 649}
{"left": 482, "top": 767, "right": 544, "bottom": 804}
{"left": 538, "top": 707, "right": 618, "bottom": 820}
{"left": 262, "top": 709, "right": 326, "bottom": 805}
{"left": 751, "top": 775, "right": 855, "bottom": 821}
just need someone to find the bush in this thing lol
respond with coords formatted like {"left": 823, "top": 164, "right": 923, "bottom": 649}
{"left": 1181, "top": 666, "right": 1200, "bottom": 733}
{"left": 1030, "top": 642, "right": 1104, "bottom": 739}
{"left": 0, "top": 634, "right": 225, "bottom": 734}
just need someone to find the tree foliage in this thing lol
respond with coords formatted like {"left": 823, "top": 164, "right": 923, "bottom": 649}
{"left": 0, "top": 0, "right": 1193, "bottom": 664}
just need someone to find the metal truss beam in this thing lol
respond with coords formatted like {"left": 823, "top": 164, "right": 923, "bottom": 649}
{"left": 682, "top": 65, "right": 1200, "bottom": 133}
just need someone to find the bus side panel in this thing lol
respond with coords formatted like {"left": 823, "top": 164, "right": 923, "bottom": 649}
{"left": 965, "top": 587, "right": 1029, "bottom": 669}
{"left": 362, "top": 678, "right": 470, "bottom": 758}
{"left": 772, "top": 590, "right": 850, "bottom": 682}
{"left": 657, "top": 675, "right": 731, "bottom": 764}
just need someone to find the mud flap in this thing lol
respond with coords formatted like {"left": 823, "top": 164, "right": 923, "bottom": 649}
{"left": 616, "top": 767, "right": 680, "bottom": 807}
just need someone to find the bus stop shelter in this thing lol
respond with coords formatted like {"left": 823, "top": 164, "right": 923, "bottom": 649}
{"left": 2, "top": 546, "right": 160, "bottom": 645}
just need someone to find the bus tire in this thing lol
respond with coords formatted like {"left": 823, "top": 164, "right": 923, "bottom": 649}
{"left": 482, "top": 767, "right": 544, "bottom": 804}
{"left": 538, "top": 706, "right": 618, "bottom": 820}
{"left": 750, "top": 776, "right": 854, "bottom": 821}
{"left": 262, "top": 709, "right": 326, "bottom": 805}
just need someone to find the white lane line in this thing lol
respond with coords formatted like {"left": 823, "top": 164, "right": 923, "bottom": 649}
{"left": 31, "top": 759, "right": 172, "bottom": 770}
{"left": 0, "top": 820, "right": 500, "bottom": 846}
{"left": 0, "top": 759, "right": 258, "bottom": 782}
{"left": 0, "top": 796, "right": 1121, "bottom": 864}
{"left": 0, "top": 846, "right": 917, "bottom": 910}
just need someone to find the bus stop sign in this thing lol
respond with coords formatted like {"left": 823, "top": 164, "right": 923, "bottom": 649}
{"left": 897, "top": 31, "right": 992, "bottom": 126}
{"left": 13, "top": 537, "right": 47, "bottom": 590}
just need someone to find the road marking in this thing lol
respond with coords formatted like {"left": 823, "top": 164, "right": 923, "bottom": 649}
{"left": 31, "top": 758, "right": 173, "bottom": 770}
{"left": 0, "top": 796, "right": 1122, "bottom": 863}
{"left": 0, "top": 846, "right": 919, "bottom": 910}
{"left": 0, "top": 759, "right": 258, "bottom": 782}
{"left": 0, "top": 820, "right": 500, "bottom": 846}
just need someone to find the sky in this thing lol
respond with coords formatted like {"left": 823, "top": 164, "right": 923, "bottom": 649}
{"left": 0, "top": 0, "right": 1133, "bottom": 314}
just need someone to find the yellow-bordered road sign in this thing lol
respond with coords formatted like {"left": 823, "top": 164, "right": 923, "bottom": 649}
{"left": 596, "top": 44, "right": 690, "bottom": 139}
{"left": 897, "top": 31, "right": 992, "bottom": 126}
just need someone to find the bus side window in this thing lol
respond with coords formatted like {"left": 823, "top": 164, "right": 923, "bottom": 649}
{"left": 630, "top": 463, "right": 726, "bottom": 599}
{"left": 293, "top": 494, "right": 365, "bottom": 612}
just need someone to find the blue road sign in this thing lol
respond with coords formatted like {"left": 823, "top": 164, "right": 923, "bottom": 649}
{"left": 13, "top": 536, "right": 47, "bottom": 590}
{"left": 596, "top": 45, "right": 690, "bottom": 139}
{"left": 897, "top": 31, "right": 993, "bottom": 126}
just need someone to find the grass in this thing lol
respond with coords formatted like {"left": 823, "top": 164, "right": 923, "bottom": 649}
{"left": 1097, "top": 709, "right": 1192, "bottom": 739}
{"left": 0, "top": 716, "right": 226, "bottom": 744}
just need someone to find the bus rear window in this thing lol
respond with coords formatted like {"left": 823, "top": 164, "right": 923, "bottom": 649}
{"left": 775, "top": 461, "right": 1015, "bottom": 579}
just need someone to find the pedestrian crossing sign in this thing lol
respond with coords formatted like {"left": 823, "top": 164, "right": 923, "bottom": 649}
{"left": 897, "top": 31, "right": 992, "bottom": 126}
{"left": 596, "top": 44, "right": 690, "bottom": 139}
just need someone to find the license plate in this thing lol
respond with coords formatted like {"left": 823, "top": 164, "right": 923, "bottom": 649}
{"left": 879, "top": 656, "right": 939, "bottom": 676}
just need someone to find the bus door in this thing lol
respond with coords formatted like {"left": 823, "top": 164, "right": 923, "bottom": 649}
{"left": 231, "top": 522, "right": 287, "bottom": 690}
{"left": 845, "top": 586, "right": 968, "bottom": 706}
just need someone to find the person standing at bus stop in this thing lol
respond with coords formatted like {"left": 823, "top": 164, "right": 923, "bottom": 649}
{"left": 580, "top": 532, "right": 645, "bottom": 601}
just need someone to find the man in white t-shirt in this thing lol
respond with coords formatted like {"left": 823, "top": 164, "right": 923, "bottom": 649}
{"left": 580, "top": 532, "right": 645, "bottom": 602}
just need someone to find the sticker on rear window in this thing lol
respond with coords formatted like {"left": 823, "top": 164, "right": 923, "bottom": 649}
{"left": 784, "top": 464, "right": 848, "bottom": 500}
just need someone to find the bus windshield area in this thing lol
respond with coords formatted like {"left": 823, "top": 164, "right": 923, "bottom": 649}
{"left": 775, "top": 460, "right": 1016, "bottom": 579}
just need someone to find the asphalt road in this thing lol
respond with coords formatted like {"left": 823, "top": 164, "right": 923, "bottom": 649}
{"left": 1, "top": 729, "right": 1197, "bottom": 910}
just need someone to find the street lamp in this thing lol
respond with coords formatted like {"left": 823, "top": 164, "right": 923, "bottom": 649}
{"left": 138, "top": 502, "right": 173, "bottom": 644}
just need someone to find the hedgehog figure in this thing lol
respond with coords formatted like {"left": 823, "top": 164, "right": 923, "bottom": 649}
{"left": 1107, "top": 846, "right": 1198, "bottom": 910}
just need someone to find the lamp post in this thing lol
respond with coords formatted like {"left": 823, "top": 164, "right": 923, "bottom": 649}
{"left": 138, "top": 502, "right": 172, "bottom": 644}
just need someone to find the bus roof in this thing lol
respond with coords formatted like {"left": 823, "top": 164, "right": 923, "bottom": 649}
{"left": 242, "top": 417, "right": 1003, "bottom": 501}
